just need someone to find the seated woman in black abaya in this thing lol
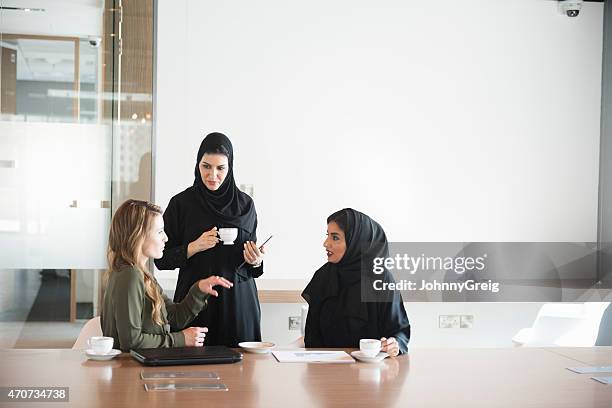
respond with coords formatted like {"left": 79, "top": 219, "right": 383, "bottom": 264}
{"left": 301, "top": 208, "right": 411, "bottom": 356}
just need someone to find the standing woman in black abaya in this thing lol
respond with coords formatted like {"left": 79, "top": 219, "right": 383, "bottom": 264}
{"left": 155, "top": 133, "right": 265, "bottom": 347}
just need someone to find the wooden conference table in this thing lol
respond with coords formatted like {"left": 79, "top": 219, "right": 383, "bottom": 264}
{"left": 1, "top": 347, "right": 612, "bottom": 407}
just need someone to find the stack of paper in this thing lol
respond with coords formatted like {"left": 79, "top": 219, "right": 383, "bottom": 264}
{"left": 566, "top": 366, "right": 612, "bottom": 385}
{"left": 272, "top": 350, "right": 355, "bottom": 363}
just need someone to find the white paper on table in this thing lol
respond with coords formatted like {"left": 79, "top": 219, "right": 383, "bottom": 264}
{"left": 567, "top": 366, "right": 612, "bottom": 374}
{"left": 272, "top": 350, "right": 355, "bottom": 363}
{"left": 591, "top": 377, "right": 612, "bottom": 385}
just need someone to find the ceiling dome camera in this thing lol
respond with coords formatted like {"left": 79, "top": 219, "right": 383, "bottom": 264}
{"left": 558, "top": 0, "right": 582, "bottom": 18}
{"left": 88, "top": 36, "right": 102, "bottom": 48}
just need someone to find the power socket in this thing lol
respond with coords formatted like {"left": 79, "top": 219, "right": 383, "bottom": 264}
{"left": 460, "top": 315, "right": 474, "bottom": 328}
{"left": 439, "top": 315, "right": 460, "bottom": 329}
{"left": 288, "top": 316, "right": 301, "bottom": 331}
{"left": 439, "top": 315, "right": 474, "bottom": 329}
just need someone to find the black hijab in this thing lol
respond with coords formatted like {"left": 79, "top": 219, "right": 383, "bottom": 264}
{"left": 302, "top": 208, "right": 390, "bottom": 307}
{"left": 193, "top": 132, "right": 256, "bottom": 233}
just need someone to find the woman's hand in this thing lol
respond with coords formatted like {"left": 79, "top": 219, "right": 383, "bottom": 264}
{"left": 182, "top": 326, "right": 208, "bottom": 347}
{"left": 187, "top": 227, "right": 219, "bottom": 258}
{"left": 381, "top": 337, "right": 400, "bottom": 357}
{"left": 197, "top": 275, "right": 233, "bottom": 296}
{"left": 243, "top": 241, "right": 265, "bottom": 267}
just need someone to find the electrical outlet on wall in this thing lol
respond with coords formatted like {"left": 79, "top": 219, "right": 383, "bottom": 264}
{"left": 439, "top": 315, "right": 460, "bottom": 329}
{"left": 460, "top": 315, "right": 474, "bottom": 328}
{"left": 288, "top": 316, "right": 301, "bottom": 330}
{"left": 438, "top": 315, "right": 474, "bottom": 329}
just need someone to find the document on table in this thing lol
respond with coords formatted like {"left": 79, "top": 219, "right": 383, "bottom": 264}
{"left": 591, "top": 377, "right": 612, "bottom": 385}
{"left": 272, "top": 350, "right": 355, "bottom": 363}
{"left": 567, "top": 366, "right": 612, "bottom": 374}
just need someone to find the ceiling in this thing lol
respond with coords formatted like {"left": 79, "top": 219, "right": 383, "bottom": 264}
{"left": 1, "top": 38, "right": 98, "bottom": 83}
{"left": 0, "top": 0, "right": 104, "bottom": 38}
{"left": 0, "top": 0, "right": 103, "bottom": 83}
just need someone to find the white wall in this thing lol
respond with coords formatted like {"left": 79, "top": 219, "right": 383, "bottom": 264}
{"left": 263, "top": 302, "right": 547, "bottom": 348}
{"left": 156, "top": 0, "right": 604, "bottom": 346}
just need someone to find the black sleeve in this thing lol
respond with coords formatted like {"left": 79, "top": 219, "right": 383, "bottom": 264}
{"left": 154, "top": 196, "right": 188, "bottom": 271}
{"left": 235, "top": 210, "right": 264, "bottom": 281}
{"left": 304, "top": 304, "right": 323, "bottom": 347}
{"left": 302, "top": 269, "right": 326, "bottom": 347}
{"left": 377, "top": 289, "right": 411, "bottom": 354}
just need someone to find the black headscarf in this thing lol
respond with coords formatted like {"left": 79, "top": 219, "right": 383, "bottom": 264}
{"left": 302, "top": 208, "right": 390, "bottom": 307}
{"left": 193, "top": 132, "right": 256, "bottom": 233}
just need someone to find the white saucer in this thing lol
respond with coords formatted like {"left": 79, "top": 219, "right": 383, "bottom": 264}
{"left": 351, "top": 350, "right": 389, "bottom": 363}
{"left": 238, "top": 342, "right": 275, "bottom": 354}
{"left": 85, "top": 349, "right": 121, "bottom": 361}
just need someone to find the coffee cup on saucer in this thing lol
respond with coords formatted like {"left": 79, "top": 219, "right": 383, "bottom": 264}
{"left": 88, "top": 336, "right": 114, "bottom": 354}
{"left": 218, "top": 227, "right": 238, "bottom": 245}
{"left": 359, "top": 339, "right": 382, "bottom": 357}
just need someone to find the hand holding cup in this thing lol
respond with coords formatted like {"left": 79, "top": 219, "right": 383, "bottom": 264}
{"left": 380, "top": 337, "right": 399, "bottom": 357}
{"left": 188, "top": 227, "right": 219, "bottom": 257}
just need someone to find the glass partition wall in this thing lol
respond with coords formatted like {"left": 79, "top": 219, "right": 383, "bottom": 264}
{"left": 0, "top": 1, "right": 153, "bottom": 347}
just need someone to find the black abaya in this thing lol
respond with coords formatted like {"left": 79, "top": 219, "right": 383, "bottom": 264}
{"left": 154, "top": 133, "right": 262, "bottom": 347}
{"left": 302, "top": 209, "right": 411, "bottom": 353}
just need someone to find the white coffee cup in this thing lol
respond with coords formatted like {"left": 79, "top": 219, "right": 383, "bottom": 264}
{"left": 359, "top": 339, "right": 382, "bottom": 357}
{"left": 218, "top": 227, "right": 238, "bottom": 245}
{"left": 88, "top": 336, "right": 114, "bottom": 354}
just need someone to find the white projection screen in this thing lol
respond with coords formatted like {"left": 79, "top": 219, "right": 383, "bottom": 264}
{"left": 156, "top": 0, "right": 603, "bottom": 281}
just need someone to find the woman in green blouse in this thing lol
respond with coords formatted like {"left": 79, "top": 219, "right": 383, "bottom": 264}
{"left": 101, "top": 199, "right": 233, "bottom": 351}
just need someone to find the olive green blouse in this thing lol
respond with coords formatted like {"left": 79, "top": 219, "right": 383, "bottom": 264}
{"left": 101, "top": 266, "right": 209, "bottom": 351}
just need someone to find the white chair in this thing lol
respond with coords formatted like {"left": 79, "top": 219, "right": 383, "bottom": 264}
{"left": 512, "top": 302, "right": 610, "bottom": 347}
{"left": 72, "top": 316, "right": 102, "bottom": 349}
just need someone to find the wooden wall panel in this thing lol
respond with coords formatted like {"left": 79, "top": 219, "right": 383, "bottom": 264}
{"left": 0, "top": 47, "right": 17, "bottom": 114}
{"left": 103, "top": 0, "right": 153, "bottom": 121}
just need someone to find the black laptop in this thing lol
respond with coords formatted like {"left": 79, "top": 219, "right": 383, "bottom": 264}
{"left": 130, "top": 346, "right": 243, "bottom": 366}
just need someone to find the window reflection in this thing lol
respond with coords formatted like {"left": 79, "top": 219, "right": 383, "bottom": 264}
{"left": 0, "top": 1, "right": 154, "bottom": 347}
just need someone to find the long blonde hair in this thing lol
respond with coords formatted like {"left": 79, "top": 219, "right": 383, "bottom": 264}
{"left": 104, "top": 199, "right": 165, "bottom": 326}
